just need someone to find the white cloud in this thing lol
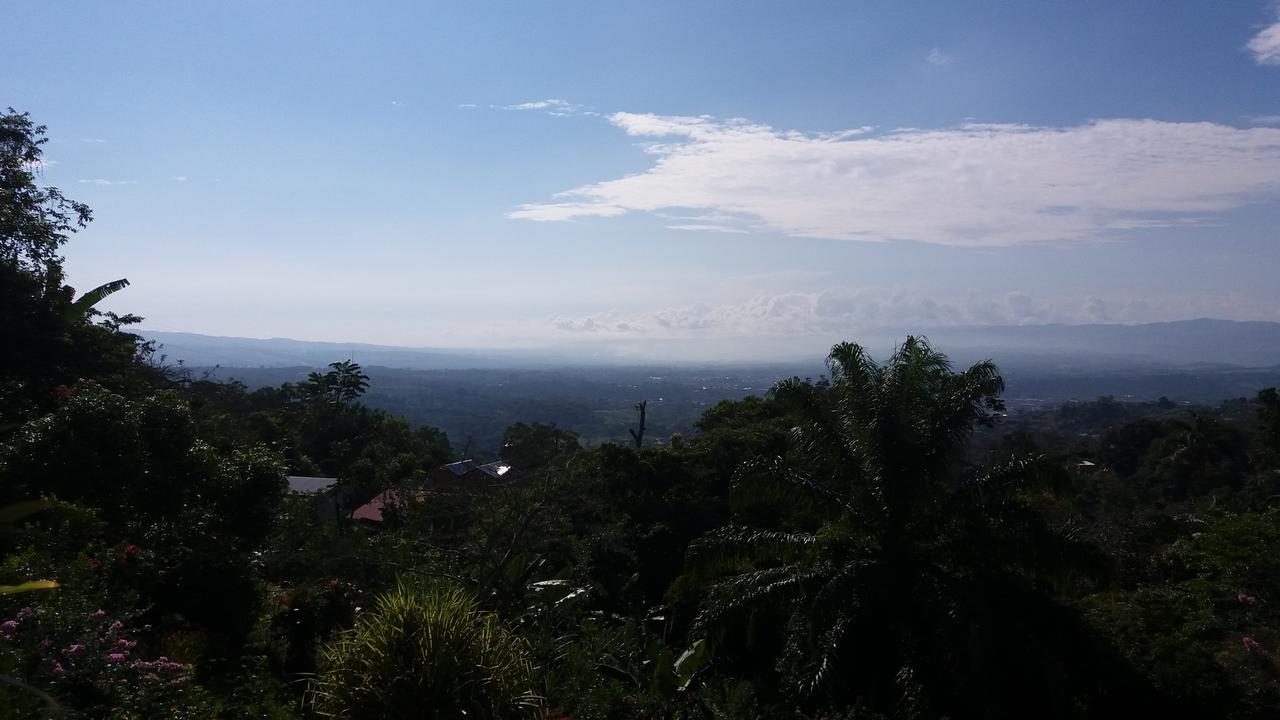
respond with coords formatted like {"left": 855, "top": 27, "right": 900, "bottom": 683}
{"left": 458, "top": 103, "right": 479, "bottom": 109}
{"left": 925, "top": 47, "right": 953, "bottom": 66}
{"left": 1251, "top": 114, "right": 1280, "bottom": 125}
{"left": 77, "top": 178, "right": 137, "bottom": 186}
{"left": 510, "top": 112, "right": 1280, "bottom": 246}
{"left": 170, "top": 175, "right": 188, "bottom": 182}
{"left": 390, "top": 100, "right": 405, "bottom": 107}
{"left": 80, "top": 137, "right": 107, "bottom": 144}
{"left": 1248, "top": 20, "right": 1280, "bottom": 65}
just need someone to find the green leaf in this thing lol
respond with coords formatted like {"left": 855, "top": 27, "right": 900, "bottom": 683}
{"left": 595, "top": 662, "right": 639, "bottom": 689}
{"left": 68, "top": 278, "right": 129, "bottom": 320}
{"left": 0, "top": 580, "right": 59, "bottom": 594}
{"left": 674, "top": 639, "right": 709, "bottom": 691}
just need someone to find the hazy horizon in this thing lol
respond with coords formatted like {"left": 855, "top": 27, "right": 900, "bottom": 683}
{"left": 138, "top": 316, "right": 1280, "bottom": 368}
{"left": 9, "top": 1, "right": 1280, "bottom": 358}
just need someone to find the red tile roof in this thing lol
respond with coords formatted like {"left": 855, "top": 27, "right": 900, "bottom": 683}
{"left": 350, "top": 489, "right": 422, "bottom": 522}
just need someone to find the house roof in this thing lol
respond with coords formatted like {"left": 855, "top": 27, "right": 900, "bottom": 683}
{"left": 476, "top": 461, "right": 513, "bottom": 478}
{"left": 440, "top": 460, "right": 477, "bottom": 476}
{"left": 287, "top": 475, "right": 337, "bottom": 494}
{"left": 350, "top": 489, "right": 422, "bottom": 522}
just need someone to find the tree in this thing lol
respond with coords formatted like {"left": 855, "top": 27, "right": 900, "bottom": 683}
{"left": 0, "top": 111, "right": 143, "bottom": 426}
{"left": 302, "top": 360, "right": 370, "bottom": 406}
{"left": 500, "top": 422, "right": 580, "bottom": 471}
{"left": 685, "top": 338, "right": 1144, "bottom": 717}
{"left": 1251, "top": 388, "right": 1280, "bottom": 479}
{"left": 629, "top": 400, "right": 648, "bottom": 448}
{"left": 0, "top": 109, "right": 91, "bottom": 277}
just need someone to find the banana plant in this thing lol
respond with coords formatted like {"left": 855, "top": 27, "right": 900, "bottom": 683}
{"left": 63, "top": 278, "right": 128, "bottom": 322}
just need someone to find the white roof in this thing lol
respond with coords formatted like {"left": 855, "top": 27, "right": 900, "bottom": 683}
{"left": 287, "top": 475, "right": 338, "bottom": 494}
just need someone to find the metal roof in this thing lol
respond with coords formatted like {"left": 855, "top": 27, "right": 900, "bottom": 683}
{"left": 287, "top": 475, "right": 338, "bottom": 494}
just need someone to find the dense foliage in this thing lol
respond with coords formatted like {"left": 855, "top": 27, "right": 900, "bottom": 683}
{"left": 4, "top": 109, "right": 1280, "bottom": 718}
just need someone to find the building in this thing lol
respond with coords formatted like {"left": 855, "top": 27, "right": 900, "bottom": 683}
{"left": 426, "top": 459, "right": 515, "bottom": 487}
{"left": 351, "top": 459, "right": 518, "bottom": 523}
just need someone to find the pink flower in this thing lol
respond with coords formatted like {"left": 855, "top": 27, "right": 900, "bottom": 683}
{"left": 91, "top": 609, "right": 106, "bottom": 619}
{"left": 15, "top": 607, "right": 33, "bottom": 621}
{"left": 116, "top": 639, "right": 136, "bottom": 650}
{"left": 52, "top": 662, "right": 65, "bottom": 678}
{"left": 1238, "top": 592, "right": 1260, "bottom": 605}
{"left": 135, "top": 656, "right": 185, "bottom": 673}
{"left": 55, "top": 385, "right": 72, "bottom": 398}
{"left": 124, "top": 544, "right": 140, "bottom": 555}
{"left": 87, "top": 558, "right": 101, "bottom": 568}
{"left": 1242, "top": 636, "right": 1262, "bottom": 652}
{"left": 107, "top": 652, "right": 126, "bottom": 663}
{"left": 0, "top": 620, "right": 17, "bottom": 638}
{"left": 108, "top": 620, "right": 123, "bottom": 633}
{"left": 66, "top": 644, "right": 85, "bottom": 655}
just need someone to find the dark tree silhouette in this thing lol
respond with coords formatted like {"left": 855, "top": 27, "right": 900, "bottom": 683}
{"left": 686, "top": 337, "right": 1145, "bottom": 718}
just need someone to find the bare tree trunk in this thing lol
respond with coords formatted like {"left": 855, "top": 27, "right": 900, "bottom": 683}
{"left": 629, "top": 400, "right": 647, "bottom": 448}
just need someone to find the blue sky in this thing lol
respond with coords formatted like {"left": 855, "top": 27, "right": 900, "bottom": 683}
{"left": 6, "top": 1, "right": 1280, "bottom": 359}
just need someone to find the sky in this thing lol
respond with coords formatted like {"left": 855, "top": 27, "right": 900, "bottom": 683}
{"left": 6, "top": 0, "right": 1280, "bottom": 359}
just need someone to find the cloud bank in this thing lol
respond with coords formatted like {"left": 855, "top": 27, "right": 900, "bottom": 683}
{"left": 510, "top": 113, "right": 1280, "bottom": 246}
{"left": 550, "top": 289, "right": 1280, "bottom": 339}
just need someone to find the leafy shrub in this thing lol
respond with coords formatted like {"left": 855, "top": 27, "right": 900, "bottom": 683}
{"left": 309, "top": 579, "right": 542, "bottom": 719}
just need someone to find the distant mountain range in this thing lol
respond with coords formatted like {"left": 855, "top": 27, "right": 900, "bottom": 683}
{"left": 139, "top": 331, "right": 563, "bottom": 370}
{"left": 140, "top": 318, "right": 1280, "bottom": 371}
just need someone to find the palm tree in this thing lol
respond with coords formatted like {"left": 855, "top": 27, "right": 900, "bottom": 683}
{"left": 686, "top": 338, "right": 1129, "bottom": 718}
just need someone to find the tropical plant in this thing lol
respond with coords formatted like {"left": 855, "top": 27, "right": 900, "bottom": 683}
{"left": 685, "top": 338, "right": 1130, "bottom": 717}
{"left": 309, "top": 579, "right": 542, "bottom": 720}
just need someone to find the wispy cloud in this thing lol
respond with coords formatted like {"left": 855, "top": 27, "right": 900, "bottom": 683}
{"left": 170, "top": 175, "right": 188, "bottom": 182}
{"left": 458, "top": 103, "right": 478, "bottom": 109}
{"left": 510, "top": 112, "right": 1280, "bottom": 247}
{"left": 1248, "top": 18, "right": 1280, "bottom": 65}
{"left": 925, "top": 47, "right": 953, "bottom": 66}
{"left": 390, "top": 100, "right": 405, "bottom": 107}
{"left": 1249, "top": 114, "right": 1280, "bottom": 125}
{"left": 80, "top": 137, "right": 107, "bottom": 144}
{"left": 500, "top": 98, "right": 596, "bottom": 117}
{"left": 665, "top": 223, "right": 750, "bottom": 234}
{"left": 77, "top": 178, "right": 137, "bottom": 186}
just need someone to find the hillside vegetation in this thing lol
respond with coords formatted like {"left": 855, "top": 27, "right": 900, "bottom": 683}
{"left": 5, "top": 109, "right": 1280, "bottom": 719}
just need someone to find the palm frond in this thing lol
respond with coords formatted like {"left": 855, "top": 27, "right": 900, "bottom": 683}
{"left": 685, "top": 525, "right": 817, "bottom": 580}
{"left": 692, "top": 563, "right": 822, "bottom": 635}
{"left": 732, "top": 457, "right": 858, "bottom": 520}
{"left": 773, "top": 377, "right": 862, "bottom": 476}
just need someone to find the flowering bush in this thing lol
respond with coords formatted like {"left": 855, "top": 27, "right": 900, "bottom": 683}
{"left": 0, "top": 596, "right": 212, "bottom": 718}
